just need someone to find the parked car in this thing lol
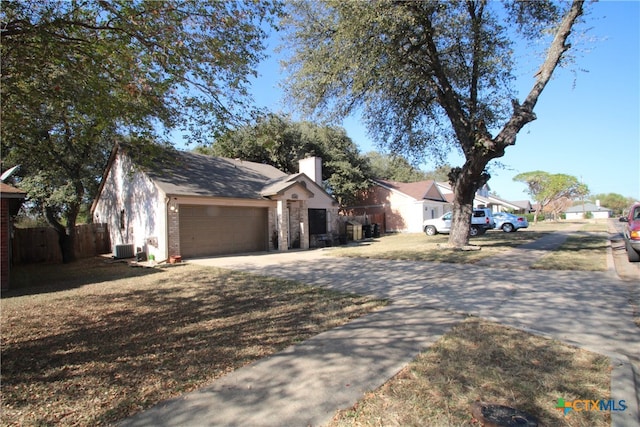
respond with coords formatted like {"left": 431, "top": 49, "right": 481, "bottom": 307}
{"left": 492, "top": 212, "right": 529, "bottom": 233}
{"left": 423, "top": 208, "right": 495, "bottom": 237}
{"left": 619, "top": 202, "right": 640, "bottom": 262}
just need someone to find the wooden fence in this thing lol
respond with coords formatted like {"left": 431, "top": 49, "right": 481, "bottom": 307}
{"left": 12, "top": 223, "right": 111, "bottom": 264}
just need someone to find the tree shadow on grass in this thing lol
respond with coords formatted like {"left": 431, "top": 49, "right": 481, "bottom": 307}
{"left": 1, "top": 265, "right": 378, "bottom": 426}
{"left": 3, "top": 257, "right": 166, "bottom": 298}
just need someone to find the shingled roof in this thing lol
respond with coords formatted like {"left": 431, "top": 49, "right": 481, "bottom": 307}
{"left": 144, "top": 149, "right": 288, "bottom": 199}
{"left": 374, "top": 179, "right": 446, "bottom": 202}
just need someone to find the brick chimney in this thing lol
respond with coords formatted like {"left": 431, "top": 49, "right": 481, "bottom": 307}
{"left": 298, "top": 157, "right": 322, "bottom": 185}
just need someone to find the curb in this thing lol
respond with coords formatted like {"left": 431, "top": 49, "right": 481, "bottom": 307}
{"left": 611, "top": 356, "right": 640, "bottom": 427}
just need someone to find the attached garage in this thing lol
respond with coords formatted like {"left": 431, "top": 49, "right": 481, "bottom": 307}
{"left": 179, "top": 205, "right": 268, "bottom": 258}
{"left": 92, "top": 145, "right": 340, "bottom": 262}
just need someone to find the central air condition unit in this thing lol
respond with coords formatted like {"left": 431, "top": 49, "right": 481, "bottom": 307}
{"left": 114, "top": 244, "right": 135, "bottom": 259}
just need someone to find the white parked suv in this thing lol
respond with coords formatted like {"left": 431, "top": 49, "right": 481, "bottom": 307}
{"left": 423, "top": 208, "right": 496, "bottom": 237}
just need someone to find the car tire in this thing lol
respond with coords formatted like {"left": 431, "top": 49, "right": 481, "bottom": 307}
{"left": 626, "top": 240, "right": 640, "bottom": 262}
{"left": 425, "top": 226, "right": 437, "bottom": 236}
{"left": 502, "top": 223, "right": 515, "bottom": 233}
{"left": 469, "top": 226, "right": 480, "bottom": 237}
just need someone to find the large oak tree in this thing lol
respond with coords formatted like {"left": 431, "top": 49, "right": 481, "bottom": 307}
{"left": 283, "top": 0, "right": 586, "bottom": 247}
{"left": 1, "top": 0, "right": 281, "bottom": 261}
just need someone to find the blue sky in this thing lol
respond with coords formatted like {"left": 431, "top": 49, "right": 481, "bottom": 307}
{"left": 247, "top": 0, "right": 639, "bottom": 202}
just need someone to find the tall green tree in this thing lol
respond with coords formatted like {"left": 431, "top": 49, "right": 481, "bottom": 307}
{"left": 1, "top": 0, "right": 281, "bottom": 261}
{"left": 198, "top": 114, "right": 372, "bottom": 206}
{"left": 283, "top": 0, "right": 586, "bottom": 247}
{"left": 514, "top": 171, "right": 589, "bottom": 222}
{"left": 366, "top": 152, "right": 428, "bottom": 183}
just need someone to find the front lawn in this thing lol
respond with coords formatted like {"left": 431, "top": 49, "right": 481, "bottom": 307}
{"left": 328, "top": 220, "right": 609, "bottom": 270}
{"left": 330, "top": 318, "right": 611, "bottom": 427}
{"left": 1, "top": 258, "right": 385, "bottom": 426}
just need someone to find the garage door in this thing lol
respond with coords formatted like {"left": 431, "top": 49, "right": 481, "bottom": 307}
{"left": 179, "top": 205, "right": 268, "bottom": 258}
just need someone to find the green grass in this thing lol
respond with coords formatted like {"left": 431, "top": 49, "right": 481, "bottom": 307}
{"left": 533, "top": 231, "right": 609, "bottom": 271}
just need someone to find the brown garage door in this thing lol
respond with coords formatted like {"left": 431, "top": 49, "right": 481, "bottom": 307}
{"left": 179, "top": 205, "right": 268, "bottom": 258}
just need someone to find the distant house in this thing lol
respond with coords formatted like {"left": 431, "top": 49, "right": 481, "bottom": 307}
{"left": 344, "top": 179, "right": 449, "bottom": 233}
{"left": 1, "top": 183, "right": 26, "bottom": 290}
{"left": 564, "top": 201, "right": 612, "bottom": 220}
{"left": 511, "top": 200, "right": 534, "bottom": 214}
{"left": 91, "top": 144, "right": 339, "bottom": 262}
{"left": 346, "top": 179, "right": 525, "bottom": 233}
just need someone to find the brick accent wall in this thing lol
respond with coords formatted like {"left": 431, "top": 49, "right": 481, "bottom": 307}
{"left": 168, "top": 205, "right": 180, "bottom": 257}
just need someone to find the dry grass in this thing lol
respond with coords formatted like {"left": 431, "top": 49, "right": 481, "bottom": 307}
{"left": 329, "top": 220, "right": 609, "bottom": 270}
{"left": 533, "top": 231, "right": 609, "bottom": 271}
{"left": 330, "top": 318, "right": 611, "bottom": 427}
{"left": 1, "top": 258, "right": 385, "bottom": 426}
{"left": 328, "top": 231, "right": 543, "bottom": 264}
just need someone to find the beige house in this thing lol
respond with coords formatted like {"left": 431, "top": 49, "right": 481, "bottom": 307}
{"left": 91, "top": 144, "right": 338, "bottom": 262}
{"left": 345, "top": 179, "right": 450, "bottom": 233}
{"left": 346, "top": 179, "right": 527, "bottom": 233}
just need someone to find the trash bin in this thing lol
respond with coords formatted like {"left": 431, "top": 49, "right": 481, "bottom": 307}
{"left": 362, "top": 224, "right": 372, "bottom": 238}
{"left": 346, "top": 220, "right": 362, "bottom": 241}
{"left": 372, "top": 223, "right": 380, "bottom": 238}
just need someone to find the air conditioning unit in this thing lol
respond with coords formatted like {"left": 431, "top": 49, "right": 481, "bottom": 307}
{"left": 114, "top": 244, "right": 135, "bottom": 259}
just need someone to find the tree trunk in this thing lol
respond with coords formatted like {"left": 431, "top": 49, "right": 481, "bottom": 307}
{"left": 45, "top": 206, "right": 78, "bottom": 263}
{"left": 448, "top": 162, "right": 487, "bottom": 248}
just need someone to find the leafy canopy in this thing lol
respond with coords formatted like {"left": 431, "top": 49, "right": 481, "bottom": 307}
{"left": 197, "top": 114, "right": 372, "bottom": 206}
{"left": 282, "top": 0, "right": 586, "bottom": 246}
{"left": 1, "top": 0, "right": 281, "bottom": 260}
{"left": 514, "top": 170, "right": 589, "bottom": 220}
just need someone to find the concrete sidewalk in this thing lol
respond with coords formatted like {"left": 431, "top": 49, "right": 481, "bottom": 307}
{"left": 122, "top": 225, "right": 640, "bottom": 426}
{"left": 475, "top": 222, "right": 584, "bottom": 268}
{"left": 121, "top": 305, "right": 462, "bottom": 427}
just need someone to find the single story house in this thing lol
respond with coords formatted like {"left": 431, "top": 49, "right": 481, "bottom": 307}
{"left": 510, "top": 200, "right": 534, "bottom": 214}
{"left": 564, "top": 202, "right": 612, "bottom": 220}
{"left": 1, "top": 182, "right": 26, "bottom": 290}
{"left": 343, "top": 179, "right": 450, "bottom": 233}
{"left": 345, "top": 179, "right": 530, "bottom": 233}
{"left": 91, "top": 144, "right": 339, "bottom": 262}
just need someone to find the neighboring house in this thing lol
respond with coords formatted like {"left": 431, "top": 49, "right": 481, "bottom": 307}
{"left": 344, "top": 179, "right": 449, "bottom": 233}
{"left": 1, "top": 183, "right": 26, "bottom": 290}
{"left": 485, "top": 194, "right": 525, "bottom": 213}
{"left": 91, "top": 144, "right": 339, "bottom": 262}
{"left": 346, "top": 179, "right": 531, "bottom": 233}
{"left": 564, "top": 201, "right": 612, "bottom": 220}
{"left": 434, "top": 181, "right": 493, "bottom": 208}
{"left": 436, "top": 182, "right": 532, "bottom": 213}
{"left": 511, "top": 200, "right": 534, "bottom": 214}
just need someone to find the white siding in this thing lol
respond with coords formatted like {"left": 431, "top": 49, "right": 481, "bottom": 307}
{"left": 93, "top": 154, "right": 168, "bottom": 261}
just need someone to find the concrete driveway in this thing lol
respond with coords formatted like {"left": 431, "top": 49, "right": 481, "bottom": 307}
{"left": 191, "top": 250, "right": 640, "bottom": 360}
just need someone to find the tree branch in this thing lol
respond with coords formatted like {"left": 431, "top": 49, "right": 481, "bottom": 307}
{"left": 495, "top": 0, "right": 584, "bottom": 147}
